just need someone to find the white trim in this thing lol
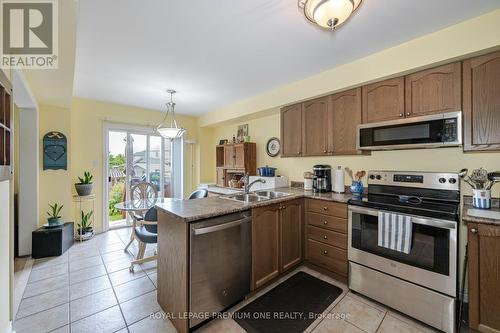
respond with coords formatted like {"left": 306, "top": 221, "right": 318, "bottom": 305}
{"left": 5, "top": 321, "right": 13, "bottom": 333}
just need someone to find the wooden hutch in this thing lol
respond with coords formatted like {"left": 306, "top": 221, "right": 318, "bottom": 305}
{"left": 215, "top": 142, "right": 256, "bottom": 187}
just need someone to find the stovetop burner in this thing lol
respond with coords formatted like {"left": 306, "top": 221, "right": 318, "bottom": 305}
{"left": 348, "top": 170, "right": 461, "bottom": 221}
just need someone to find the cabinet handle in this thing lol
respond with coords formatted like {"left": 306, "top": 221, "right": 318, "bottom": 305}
{"left": 297, "top": 151, "right": 300, "bottom": 154}
{"left": 399, "top": 113, "right": 403, "bottom": 117}
{"left": 323, "top": 235, "right": 328, "bottom": 240}
{"left": 323, "top": 206, "right": 328, "bottom": 211}
{"left": 323, "top": 221, "right": 328, "bottom": 225}
{"left": 282, "top": 205, "right": 286, "bottom": 209}
{"left": 323, "top": 250, "right": 328, "bottom": 255}
{"left": 470, "top": 228, "right": 478, "bottom": 234}
{"left": 323, "top": 149, "right": 327, "bottom": 153}
{"left": 406, "top": 112, "right": 411, "bottom": 116}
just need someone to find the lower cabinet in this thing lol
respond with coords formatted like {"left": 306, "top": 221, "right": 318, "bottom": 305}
{"left": 468, "top": 223, "right": 500, "bottom": 332}
{"left": 252, "top": 199, "right": 303, "bottom": 290}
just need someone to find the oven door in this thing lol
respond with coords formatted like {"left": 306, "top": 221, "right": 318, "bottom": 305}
{"left": 348, "top": 205, "right": 457, "bottom": 297}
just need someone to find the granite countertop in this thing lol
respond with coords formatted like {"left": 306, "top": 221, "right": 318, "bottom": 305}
{"left": 462, "top": 205, "right": 500, "bottom": 226}
{"left": 156, "top": 187, "right": 354, "bottom": 222}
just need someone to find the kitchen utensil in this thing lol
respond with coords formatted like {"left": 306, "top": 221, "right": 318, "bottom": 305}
{"left": 487, "top": 172, "right": 500, "bottom": 190}
{"left": 257, "top": 166, "right": 277, "bottom": 177}
{"left": 470, "top": 168, "right": 489, "bottom": 189}
{"left": 458, "top": 168, "right": 477, "bottom": 189}
{"left": 345, "top": 167, "right": 354, "bottom": 181}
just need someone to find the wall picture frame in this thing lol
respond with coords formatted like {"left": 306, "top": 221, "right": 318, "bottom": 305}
{"left": 237, "top": 124, "right": 248, "bottom": 143}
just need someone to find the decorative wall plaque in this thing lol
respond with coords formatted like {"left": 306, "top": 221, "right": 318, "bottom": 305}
{"left": 43, "top": 131, "right": 67, "bottom": 170}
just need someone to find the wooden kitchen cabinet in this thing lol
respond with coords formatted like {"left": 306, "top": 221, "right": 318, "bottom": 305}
{"left": 362, "top": 77, "right": 405, "bottom": 123}
{"left": 223, "top": 145, "right": 235, "bottom": 167}
{"left": 252, "top": 204, "right": 281, "bottom": 289}
{"left": 216, "top": 167, "right": 225, "bottom": 187}
{"left": 468, "top": 223, "right": 500, "bottom": 332}
{"left": 302, "top": 96, "right": 330, "bottom": 156}
{"left": 405, "top": 62, "right": 461, "bottom": 118}
{"left": 280, "top": 199, "right": 303, "bottom": 272}
{"left": 463, "top": 51, "right": 500, "bottom": 151}
{"left": 329, "top": 88, "right": 363, "bottom": 155}
{"left": 252, "top": 199, "right": 303, "bottom": 290}
{"left": 281, "top": 103, "right": 303, "bottom": 157}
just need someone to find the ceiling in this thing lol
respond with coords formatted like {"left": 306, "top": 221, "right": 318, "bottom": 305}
{"left": 73, "top": 0, "right": 500, "bottom": 115}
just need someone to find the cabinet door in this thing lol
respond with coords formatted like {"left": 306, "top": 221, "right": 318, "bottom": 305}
{"left": 223, "top": 145, "right": 234, "bottom": 167}
{"left": 216, "top": 168, "right": 225, "bottom": 187}
{"left": 280, "top": 104, "right": 302, "bottom": 157}
{"left": 252, "top": 204, "right": 280, "bottom": 289}
{"left": 233, "top": 144, "right": 245, "bottom": 169}
{"left": 468, "top": 223, "right": 500, "bottom": 332}
{"left": 280, "top": 199, "right": 303, "bottom": 272}
{"left": 302, "top": 97, "right": 330, "bottom": 156}
{"left": 329, "top": 88, "right": 362, "bottom": 155}
{"left": 463, "top": 51, "right": 500, "bottom": 151}
{"left": 362, "top": 77, "right": 405, "bottom": 123}
{"left": 405, "top": 62, "right": 461, "bottom": 118}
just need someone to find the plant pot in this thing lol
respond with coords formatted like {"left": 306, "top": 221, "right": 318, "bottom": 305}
{"left": 77, "top": 227, "right": 93, "bottom": 234}
{"left": 350, "top": 181, "right": 364, "bottom": 197}
{"left": 75, "top": 183, "right": 93, "bottom": 196}
{"left": 47, "top": 217, "right": 62, "bottom": 226}
{"left": 473, "top": 189, "right": 491, "bottom": 209}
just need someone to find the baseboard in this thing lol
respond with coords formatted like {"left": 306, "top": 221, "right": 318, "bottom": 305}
{"left": 5, "top": 321, "right": 13, "bottom": 333}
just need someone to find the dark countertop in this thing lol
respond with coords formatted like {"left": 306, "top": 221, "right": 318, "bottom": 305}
{"left": 156, "top": 187, "right": 355, "bottom": 222}
{"left": 462, "top": 204, "right": 500, "bottom": 226}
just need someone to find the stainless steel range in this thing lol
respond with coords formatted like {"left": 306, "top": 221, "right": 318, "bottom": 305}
{"left": 348, "top": 171, "right": 460, "bottom": 333}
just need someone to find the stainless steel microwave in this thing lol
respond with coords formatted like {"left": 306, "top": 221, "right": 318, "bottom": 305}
{"left": 357, "top": 111, "right": 462, "bottom": 150}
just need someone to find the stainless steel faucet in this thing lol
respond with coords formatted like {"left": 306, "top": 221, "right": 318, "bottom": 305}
{"left": 242, "top": 173, "right": 266, "bottom": 193}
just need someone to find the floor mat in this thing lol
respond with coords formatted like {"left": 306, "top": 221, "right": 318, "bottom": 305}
{"left": 234, "top": 271, "right": 343, "bottom": 333}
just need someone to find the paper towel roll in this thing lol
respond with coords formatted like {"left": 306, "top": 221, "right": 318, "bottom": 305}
{"left": 333, "top": 166, "right": 345, "bottom": 193}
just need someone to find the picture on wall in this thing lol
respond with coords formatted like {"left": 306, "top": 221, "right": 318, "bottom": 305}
{"left": 237, "top": 124, "right": 248, "bottom": 143}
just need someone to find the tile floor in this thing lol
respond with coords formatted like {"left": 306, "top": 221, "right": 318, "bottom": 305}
{"left": 14, "top": 228, "right": 438, "bottom": 333}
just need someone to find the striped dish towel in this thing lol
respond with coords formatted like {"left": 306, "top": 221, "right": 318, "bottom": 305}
{"left": 377, "top": 212, "right": 412, "bottom": 254}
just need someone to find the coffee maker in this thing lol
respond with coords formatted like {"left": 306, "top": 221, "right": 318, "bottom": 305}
{"left": 313, "top": 165, "right": 332, "bottom": 193}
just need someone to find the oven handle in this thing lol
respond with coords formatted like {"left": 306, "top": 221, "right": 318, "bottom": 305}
{"left": 348, "top": 205, "right": 456, "bottom": 230}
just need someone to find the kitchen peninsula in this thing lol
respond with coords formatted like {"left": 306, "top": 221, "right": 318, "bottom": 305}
{"left": 155, "top": 187, "right": 353, "bottom": 333}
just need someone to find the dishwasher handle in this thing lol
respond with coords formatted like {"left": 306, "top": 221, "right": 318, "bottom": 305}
{"left": 193, "top": 216, "right": 251, "bottom": 236}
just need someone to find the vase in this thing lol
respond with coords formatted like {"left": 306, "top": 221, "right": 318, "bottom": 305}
{"left": 75, "top": 183, "right": 93, "bottom": 196}
{"left": 473, "top": 189, "right": 491, "bottom": 209}
{"left": 350, "top": 181, "right": 364, "bottom": 196}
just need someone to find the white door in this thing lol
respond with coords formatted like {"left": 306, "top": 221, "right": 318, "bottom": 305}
{"left": 104, "top": 124, "right": 183, "bottom": 230}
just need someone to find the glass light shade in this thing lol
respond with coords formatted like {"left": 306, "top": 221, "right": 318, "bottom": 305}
{"left": 157, "top": 126, "right": 186, "bottom": 139}
{"left": 301, "top": 0, "right": 361, "bottom": 30}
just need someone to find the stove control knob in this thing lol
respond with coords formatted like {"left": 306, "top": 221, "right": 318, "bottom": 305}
{"left": 369, "top": 174, "right": 375, "bottom": 180}
{"left": 376, "top": 175, "right": 382, "bottom": 180}
{"left": 449, "top": 178, "right": 457, "bottom": 184}
{"left": 439, "top": 177, "right": 446, "bottom": 183}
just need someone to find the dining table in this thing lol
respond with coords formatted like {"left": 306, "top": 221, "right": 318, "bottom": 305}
{"left": 114, "top": 197, "right": 178, "bottom": 253}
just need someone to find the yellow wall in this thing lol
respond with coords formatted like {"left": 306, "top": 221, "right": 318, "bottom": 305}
{"left": 38, "top": 104, "right": 73, "bottom": 224}
{"left": 69, "top": 98, "right": 198, "bottom": 233}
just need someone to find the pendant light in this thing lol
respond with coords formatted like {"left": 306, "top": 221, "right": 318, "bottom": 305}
{"left": 156, "top": 89, "right": 186, "bottom": 139}
{"left": 298, "top": 0, "right": 362, "bottom": 30}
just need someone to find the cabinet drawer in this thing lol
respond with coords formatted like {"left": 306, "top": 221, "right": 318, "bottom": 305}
{"left": 306, "top": 212, "right": 347, "bottom": 233}
{"left": 307, "top": 199, "right": 347, "bottom": 218}
{"left": 307, "top": 239, "right": 347, "bottom": 276}
{"left": 308, "top": 225, "right": 347, "bottom": 249}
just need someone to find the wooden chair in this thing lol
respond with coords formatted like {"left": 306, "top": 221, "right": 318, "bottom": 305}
{"left": 124, "top": 182, "right": 158, "bottom": 252}
{"left": 130, "top": 207, "right": 157, "bottom": 272}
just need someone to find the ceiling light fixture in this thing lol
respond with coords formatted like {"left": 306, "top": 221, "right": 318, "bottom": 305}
{"left": 298, "top": 0, "right": 362, "bottom": 30}
{"left": 156, "top": 89, "right": 186, "bottom": 139}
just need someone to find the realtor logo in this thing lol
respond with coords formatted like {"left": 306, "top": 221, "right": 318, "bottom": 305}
{"left": 1, "top": 0, "right": 58, "bottom": 69}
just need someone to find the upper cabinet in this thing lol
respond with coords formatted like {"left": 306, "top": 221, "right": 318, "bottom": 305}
{"left": 463, "top": 51, "right": 500, "bottom": 151}
{"left": 405, "top": 62, "right": 461, "bottom": 118}
{"left": 329, "top": 88, "right": 363, "bottom": 155}
{"left": 362, "top": 77, "right": 405, "bottom": 123}
{"left": 302, "top": 97, "right": 330, "bottom": 156}
{"left": 281, "top": 104, "right": 303, "bottom": 157}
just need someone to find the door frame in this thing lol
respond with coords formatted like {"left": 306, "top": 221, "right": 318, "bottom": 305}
{"left": 103, "top": 122, "right": 161, "bottom": 232}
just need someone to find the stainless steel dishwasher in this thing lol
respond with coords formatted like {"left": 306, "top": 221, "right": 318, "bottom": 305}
{"left": 189, "top": 210, "right": 252, "bottom": 329}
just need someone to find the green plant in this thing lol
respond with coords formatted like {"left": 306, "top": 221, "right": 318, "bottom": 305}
{"left": 47, "top": 203, "right": 63, "bottom": 219}
{"left": 78, "top": 171, "right": 93, "bottom": 184}
{"left": 78, "top": 210, "right": 93, "bottom": 231}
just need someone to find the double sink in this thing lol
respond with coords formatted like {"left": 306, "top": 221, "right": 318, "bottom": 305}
{"left": 221, "top": 190, "right": 291, "bottom": 203}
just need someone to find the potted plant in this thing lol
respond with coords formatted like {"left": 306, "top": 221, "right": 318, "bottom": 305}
{"left": 47, "top": 203, "right": 63, "bottom": 226}
{"left": 77, "top": 210, "right": 93, "bottom": 235}
{"left": 75, "top": 171, "right": 93, "bottom": 196}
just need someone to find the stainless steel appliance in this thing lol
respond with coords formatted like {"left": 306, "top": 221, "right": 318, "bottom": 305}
{"left": 357, "top": 111, "right": 462, "bottom": 150}
{"left": 189, "top": 211, "right": 252, "bottom": 329}
{"left": 348, "top": 171, "right": 460, "bottom": 333}
{"left": 313, "top": 165, "right": 332, "bottom": 193}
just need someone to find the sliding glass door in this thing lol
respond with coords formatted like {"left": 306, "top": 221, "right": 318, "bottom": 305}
{"left": 105, "top": 124, "right": 181, "bottom": 230}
